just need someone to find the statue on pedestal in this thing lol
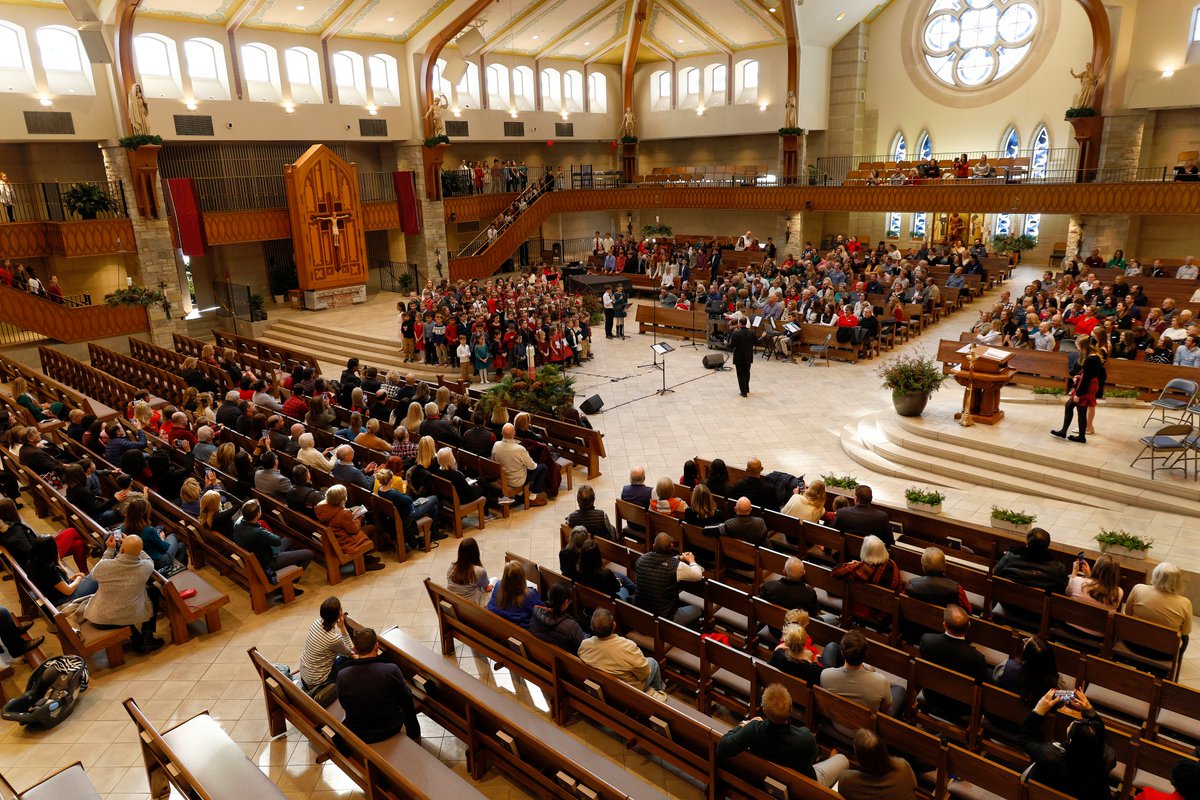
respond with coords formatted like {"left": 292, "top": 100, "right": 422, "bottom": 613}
{"left": 1069, "top": 63, "right": 1098, "bottom": 109}
{"left": 620, "top": 107, "right": 636, "bottom": 138}
{"left": 784, "top": 91, "right": 797, "bottom": 129}
{"left": 424, "top": 94, "right": 449, "bottom": 138}
{"left": 127, "top": 83, "right": 150, "bottom": 136}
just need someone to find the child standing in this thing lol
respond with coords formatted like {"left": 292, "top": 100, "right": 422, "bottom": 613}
{"left": 472, "top": 333, "right": 491, "bottom": 384}
{"left": 456, "top": 338, "right": 471, "bottom": 382}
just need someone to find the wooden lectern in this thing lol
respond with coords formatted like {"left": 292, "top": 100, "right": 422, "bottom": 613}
{"left": 952, "top": 344, "right": 1017, "bottom": 425}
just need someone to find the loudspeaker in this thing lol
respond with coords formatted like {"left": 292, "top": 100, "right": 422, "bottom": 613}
{"left": 77, "top": 24, "right": 112, "bottom": 64}
{"left": 703, "top": 354, "right": 726, "bottom": 369}
{"left": 580, "top": 395, "right": 604, "bottom": 414}
{"left": 456, "top": 27, "right": 486, "bottom": 57}
{"left": 441, "top": 52, "right": 468, "bottom": 85}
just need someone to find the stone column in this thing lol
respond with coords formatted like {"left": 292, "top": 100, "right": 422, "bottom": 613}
{"left": 101, "top": 144, "right": 186, "bottom": 348}
{"left": 1097, "top": 112, "right": 1147, "bottom": 178}
{"left": 394, "top": 143, "right": 448, "bottom": 283}
{"left": 783, "top": 212, "right": 805, "bottom": 253}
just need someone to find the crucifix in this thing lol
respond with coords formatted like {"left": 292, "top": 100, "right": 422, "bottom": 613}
{"left": 310, "top": 193, "right": 353, "bottom": 249}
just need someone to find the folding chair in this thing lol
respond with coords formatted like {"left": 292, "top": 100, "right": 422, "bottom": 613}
{"left": 805, "top": 334, "right": 832, "bottom": 367}
{"left": 1143, "top": 378, "right": 1197, "bottom": 426}
{"left": 1130, "top": 423, "right": 1193, "bottom": 479}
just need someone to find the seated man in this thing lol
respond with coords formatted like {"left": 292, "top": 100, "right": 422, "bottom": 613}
{"left": 83, "top": 533, "right": 163, "bottom": 653}
{"left": 331, "top": 445, "right": 376, "bottom": 491}
{"left": 491, "top": 423, "right": 548, "bottom": 506}
{"left": 566, "top": 484, "right": 615, "bottom": 540}
{"left": 761, "top": 556, "right": 818, "bottom": 615}
{"left": 254, "top": 451, "right": 294, "bottom": 500}
{"left": 336, "top": 626, "right": 421, "bottom": 744}
{"left": 286, "top": 465, "right": 324, "bottom": 515}
{"left": 232, "top": 499, "right": 315, "bottom": 584}
{"left": 716, "top": 683, "right": 848, "bottom": 788}
{"left": 833, "top": 485, "right": 893, "bottom": 545}
{"left": 730, "top": 458, "right": 780, "bottom": 511}
{"left": 820, "top": 630, "right": 905, "bottom": 731}
{"left": 419, "top": 403, "right": 462, "bottom": 448}
{"left": 906, "top": 547, "right": 971, "bottom": 610}
{"left": 723, "top": 497, "right": 769, "bottom": 546}
{"left": 18, "top": 426, "right": 69, "bottom": 475}
{"left": 994, "top": 527, "right": 1068, "bottom": 593}
{"left": 634, "top": 533, "right": 704, "bottom": 625}
{"left": 192, "top": 426, "right": 218, "bottom": 465}
{"left": 578, "top": 608, "right": 665, "bottom": 695}
{"left": 620, "top": 466, "right": 653, "bottom": 508}
{"left": 917, "top": 604, "right": 987, "bottom": 720}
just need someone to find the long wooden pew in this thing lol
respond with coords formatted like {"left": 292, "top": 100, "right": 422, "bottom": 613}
{"left": 172, "top": 332, "right": 277, "bottom": 383}
{"left": 129, "top": 337, "right": 231, "bottom": 393}
{"left": 248, "top": 647, "right": 487, "bottom": 800}
{"left": 0, "top": 762, "right": 102, "bottom": 799}
{"left": 0, "top": 353, "right": 119, "bottom": 423}
{"left": 125, "top": 699, "right": 286, "bottom": 800}
{"left": 214, "top": 328, "right": 319, "bottom": 374}
{"left": 87, "top": 342, "right": 186, "bottom": 406}
{"left": 38, "top": 346, "right": 163, "bottom": 415}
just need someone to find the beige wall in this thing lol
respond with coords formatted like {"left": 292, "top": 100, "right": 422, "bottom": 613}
{"left": 636, "top": 134, "right": 779, "bottom": 174}
{"left": 1117, "top": 1, "right": 1200, "bottom": 110}
{"left": 1133, "top": 216, "right": 1200, "bottom": 262}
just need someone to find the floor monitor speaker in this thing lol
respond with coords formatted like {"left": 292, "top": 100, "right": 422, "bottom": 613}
{"left": 702, "top": 354, "right": 726, "bottom": 369}
{"left": 580, "top": 395, "right": 604, "bottom": 414}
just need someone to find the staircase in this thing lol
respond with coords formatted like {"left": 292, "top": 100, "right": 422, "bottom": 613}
{"left": 256, "top": 318, "right": 450, "bottom": 382}
{"left": 0, "top": 283, "right": 148, "bottom": 343}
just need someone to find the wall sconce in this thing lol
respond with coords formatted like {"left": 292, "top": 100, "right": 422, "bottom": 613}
{"left": 283, "top": 102, "right": 295, "bottom": 114}
{"left": 185, "top": 99, "right": 198, "bottom": 111}
{"left": 1162, "top": 69, "right": 1175, "bottom": 78}
{"left": 38, "top": 96, "right": 52, "bottom": 107}
{"left": 697, "top": 106, "right": 705, "bottom": 115}
{"left": 366, "top": 104, "right": 378, "bottom": 115}
{"left": 509, "top": 108, "right": 518, "bottom": 118}
{"left": 561, "top": 111, "right": 569, "bottom": 120}
{"left": 452, "top": 107, "right": 461, "bottom": 117}
{"left": 759, "top": 103, "right": 768, "bottom": 112}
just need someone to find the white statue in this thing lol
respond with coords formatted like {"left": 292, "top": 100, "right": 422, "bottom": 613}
{"left": 620, "top": 107, "right": 636, "bottom": 138}
{"left": 127, "top": 83, "right": 150, "bottom": 136}
{"left": 784, "top": 91, "right": 797, "bottom": 129}
{"left": 1070, "top": 63, "right": 1098, "bottom": 109}
{"left": 424, "top": 94, "right": 449, "bottom": 137}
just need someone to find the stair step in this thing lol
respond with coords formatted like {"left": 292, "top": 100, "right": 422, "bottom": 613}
{"left": 840, "top": 421, "right": 974, "bottom": 491}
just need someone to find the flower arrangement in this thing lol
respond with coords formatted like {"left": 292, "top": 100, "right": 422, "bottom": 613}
{"left": 778, "top": 127, "right": 805, "bottom": 136}
{"left": 993, "top": 233, "right": 1038, "bottom": 255}
{"left": 821, "top": 473, "right": 859, "bottom": 490}
{"left": 876, "top": 350, "right": 949, "bottom": 396}
{"left": 477, "top": 365, "right": 576, "bottom": 418}
{"left": 641, "top": 222, "right": 673, "bottom": 238}
{"left": 990, "top": 506, "right": 1037, "bottom": 526}
{"left": 119, "top": 134, "right": 163, "bottom": 149}
{"left": 619, "top": 135, "right": 639, "bottom": 144}
{"left": 105, "top": 286, "right": 172, "bottom": 318}
{"left": 1095, "top": 529, "right": 1154, "bottom": 554}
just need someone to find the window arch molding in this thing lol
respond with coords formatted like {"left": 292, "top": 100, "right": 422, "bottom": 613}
{"left": 183, "top": 37, "right": 230, "bottom": 100}
{"left": 36, "top": 25, "right": 94, "bottom": 95}
{"left": 890, "top": 130, "right": 908, "bottom": 162}
{"left": 1000, "top": 125, "right": 1021, "bottom": 157}
{"left": 900, "top": 0, "right": 1062, "bottom": 108}
{"left": 0, "top": 21, "right": 36, "bottom": 94}
{"left": 284, "top": 46, "right": 321, "bottom": 105}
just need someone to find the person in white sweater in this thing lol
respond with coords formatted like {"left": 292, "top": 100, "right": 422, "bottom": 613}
{"left": 577, "top": 608, "right": 664, "bottom": 694}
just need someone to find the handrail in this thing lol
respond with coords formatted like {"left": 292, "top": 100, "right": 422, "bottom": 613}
{"left": 0, "top": 282, "right": 147, "bottom": 343}
{"left": 454, "top": 177, "right": 550, "bottom": 258}
{"left": 0, "top": 179, "right": 128, "bottom": 222}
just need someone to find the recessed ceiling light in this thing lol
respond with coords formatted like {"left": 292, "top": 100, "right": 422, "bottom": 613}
{"left": 768, "top": 6, "right": 776, "bottom": 11}
{"left": 531, "top": 34, "right": 539, "bottom": 40}
{"left": 295, "top": 4, "right": 304, "bottom": 9}
{"left": 1162, "top": 69, "right": 1175, "bottom": 78}
{"left": 836, "top": 11, "right": 846, "bottom": 20}
{"left": 677, "top": 38, "right": 684, "bottom": 43}
{"left": 386, "top": 15, "right": 394, "bottom": 21}
{"left": 583, "top": 41, "right": 590, "bottom": 45}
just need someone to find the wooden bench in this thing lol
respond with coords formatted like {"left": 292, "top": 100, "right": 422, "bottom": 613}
{"left": 125, "top": 698, "right": 286, "bottom": 799}
{"left": 172, "top": 332, "right": 276, "bottom": 383}
{"left": 37, "top": 346, "right": 151, "bottom": 418}
{"left": 130, "top": 336, "right": 232, "bottom": 393}
{"left": 87, "top": 342, "right": 184, "bottom": 407}
{"left": 0, "top": 353, "right": 119, "bottom": 423}
{"left": 248, "top": 647, "right": 487, "bottom": 800}
{"left": 531, "top": 413, "right": 605, "bottom": 479}
{"left": 431, "top": 474, "right": 486, "bottom": 539}
{"left": 0, "top": 762, "right": 102, "bottom": 800}
{"left": 214, "top": 329, "right": 319, "bottom": 375}
{"left": 635, "top": 303, "right": 712, "bottom": 339}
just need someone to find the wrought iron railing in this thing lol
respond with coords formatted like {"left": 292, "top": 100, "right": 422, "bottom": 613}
{"left": 453, "top": 176, "right": 553, "bottom": 258}
{"left": 212, "top": 280, "right": 253, "bottom": 333}
{"left": 186, "top": 172, "right": 397, "bottom": 213}
{"left": 375, "top": 260, "right": 418, "bottom": 294}
{"left": 0, "top": 180, "right": 128, "bottom": 222}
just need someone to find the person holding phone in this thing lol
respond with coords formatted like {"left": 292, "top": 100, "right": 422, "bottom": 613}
{"left": 1018, "top": 688, "right": 1114, "bottom": 800}
{"left": 299, "top": 596, "right": 352, "bottom": 696}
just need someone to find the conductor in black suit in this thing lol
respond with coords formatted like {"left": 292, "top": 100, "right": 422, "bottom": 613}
{"left": 730, "top": 317, "right": 756, "bottom": 397}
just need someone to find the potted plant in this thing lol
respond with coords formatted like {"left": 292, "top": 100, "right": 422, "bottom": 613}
{"left": 1065, "top": 107, "right": 1096, "bottom": 119}
{"left": 806, "top": 164, "right": 820, "bottom": 186}
{"left": 119, "top": 134, "right": 163, "bottom": 149}
{"left": 1095, "top": 529, "right": 1153, "bottom": 560}
{"left": 821, "top": 474, "right": 859, "bottom": 490}
{"left": 619, "top": 135, "right": 638, "bottom": 144}
{"left": 992, "top": 233, "right": 1037, "bottom": 265}
{"left": 249, "top": 294, "right": 268, "bottom": 322}
{"left": 877, "top": 350, "right": 949, "bottom": 417}
{"left": 423, "top": 134, "right": 450, "bottom": 147}
{"left": 905, "top": 487, "right": 945, "bottom": 514}
{"left": 1031, "top": 386, "right": 1066, "bottom": 403}
{"left": 1104, "top": 388, "right": 1141, "bottom": 407}
{"left": 62, "top": 183, "right": 117, "bottom": 220}
{"left": 477, "top": 365, "right": 576, "bottom": 419}
{"left": 641, "top": 222, "right": 673, "bottom": 238}
{"left": 990, "top": 506, "right": 1037, "bottom": 534}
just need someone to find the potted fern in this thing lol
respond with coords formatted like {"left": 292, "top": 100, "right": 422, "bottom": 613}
{"left": 905, "top": 487, "right": 945, "bottom": 514}
{"left": 62, "top": 183, "right": 116, "bottom": 220}
{"left": 821, "top": 474, "right": 859, "bottom": 490}
{"left": 990, "top": 506, "right": 1036, "bottom": 534}
{"left": 1095, "top": 529, "right": 1153, "bottom": 560}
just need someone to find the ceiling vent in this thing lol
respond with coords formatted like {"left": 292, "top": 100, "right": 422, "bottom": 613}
{"left": 174, "top": 114, "right": 214, "bottom": 136}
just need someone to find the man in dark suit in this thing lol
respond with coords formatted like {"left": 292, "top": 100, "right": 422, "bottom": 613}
{"left": 723, "top": 497, "right": 768, "bottom": 546}
{"left": 760, "top": 556, "right": 818, "bottom": 614}
{"left": 418, "top": 403, "right": 462, "bottom": 447}
{"left": 619, "top": 466, "right": 652, "bottom": 508}
{"left": 917, "top": 604, "right": 987, "bottom": 720}
{"left": 833, "top": 485, "right": 893, "bottom": 545}
{"left": 729, "top": 317, "right": 756, "bottom": 397}
{"left": 730, "top": 458, "right": 779, "bottom": 511}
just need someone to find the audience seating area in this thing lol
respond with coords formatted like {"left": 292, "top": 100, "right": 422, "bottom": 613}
{"left": 844, "top": 157, "right": 1031, "bottom": 184}
{"left": 637, "top": 165, "right": 773, "bottom": 186}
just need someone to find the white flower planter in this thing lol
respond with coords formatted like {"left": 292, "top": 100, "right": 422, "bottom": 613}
{"left": 1103, "top": 397, "right": 1138, "bottom": 408}
{"left": 991, "top": 517, "right": 1033, "bottom": 534}
{"left": 907, "top": 500, "right": 943, "bottom": 514}
{"left": 1099, "top": 544, "right": 1149, "bottom": 561}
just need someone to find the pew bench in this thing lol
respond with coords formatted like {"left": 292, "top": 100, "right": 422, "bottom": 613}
{"left": 0, "top": 762, "right": 101, "bottom": 800}
{"left": 635, "top": 303, "right": 711, "bottom": 340}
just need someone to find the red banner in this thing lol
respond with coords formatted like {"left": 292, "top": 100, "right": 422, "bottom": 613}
{"left": 393, "top": 170, "right": 421, "bottom": 234}
{"left": 165, "top": 178, "right": 207, "bottom": 256}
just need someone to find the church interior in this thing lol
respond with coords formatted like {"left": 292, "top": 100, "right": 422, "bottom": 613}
{"left": 0, "top": 0, "right": 1199, "bottom": 797}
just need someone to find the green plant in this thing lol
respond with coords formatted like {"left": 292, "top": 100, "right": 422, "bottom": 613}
{"left": 642, "top": 222, "right": 673, "bottom": 238}
{"left": 1032, "top": 386, "right": 1066, "bottom": 396}
{"left": 477, "top": 365, "right": 576, "bottom": 419}
{"left": 990, "top": 506, "right": 1037, "bottom": 526}
{"left": 778, "top": 127, "right": 804, "bottom": 136}
{"left": 62, "top": 182, "right": 117, "bottom": 220}
{"left": 580, "top": 292, "right": 604, "bottom": 326}
{"left": 119, "top": 133, "right": 163, "bottom": 149}
{"left": 249, "top": 293, "right": 267, "bottom": 322}
{"left": 1065, "top": 106, "right": 1096, "bottom": 118}
{"left": 619, "top": 135, "right": 639, "bottom": 144}
{"left": 992, "top": 233, "right": 1038, "bottom": 254}
{"left": 1105, "top": 388, "right": 1140, "bottom": 399}
{"left": 105, "top": 285, "right": 172, "bottom": 318}
{"left": 905, "top": 487, "right": 945, "bottom": 506}
{"left": 876, "top": 350, "right": 949, "bottom": 397}
{"left": 821, "top": 473, "right": 859, "bottom": 489}
{"left": 423, "top": 134, "right": 450, "bottom": 147}
{"left": 1095, "top": 529, "right": 1154, "bottom": 552}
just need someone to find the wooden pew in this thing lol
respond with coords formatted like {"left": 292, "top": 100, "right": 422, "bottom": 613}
{"left": 129, "top": 336, "right": 232, "bottom": 393}
{"left": 38, "top": 346, "right": 156, "bottom": 416}
{"left": 531, "top": 413, "right": 606, "bottom": 479}
{"left": 124, "top": 698, "right": 287, "bottom": 799}
{"left": 0, "top": 762, "right": 102, "bottom": 799}
{"left": 635, "top": 303, "right": 712, "bottom": 339}
{"left": 253, "top": 491, "right": 374, "bottom": 585}
{"left": 0, "top": 353, "right": 119, "bottom": 423}
{"left": 214, "top": 329, "right": 319, "bottom": 375}
{"left": 248, "top": 647, "right": 487, "bottom": 800}
{"left": 87, "top": 342, "right": 185, "bottom": 406}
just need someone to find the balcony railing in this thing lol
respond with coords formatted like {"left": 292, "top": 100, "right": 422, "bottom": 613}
{"left": 441, "top": 165, "right": 553, "bottom": 198}
{"left": 187, "top": 172, "right": 399, "bottom": 213}
{"left": 0, "top": 180, "right": 127, "bottom": 222}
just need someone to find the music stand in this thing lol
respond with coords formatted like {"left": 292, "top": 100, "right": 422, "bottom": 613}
{"left": 639, "top": 299, "right": 663, "bottom": 369}
{"left": 651, "top": 342, "right": 675, "bottom": 395}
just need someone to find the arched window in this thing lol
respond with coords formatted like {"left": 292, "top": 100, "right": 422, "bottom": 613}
{"left": 912, "top": 212, "right": 928, "bottom": 238}
{"left": 587, "top": 71, "right": 607, "bottom": 113}
{"left": 563, "top": 69, "right": 583, "bottom": 112}
{"left": 486, "top": 63, "right": 509, "bottom": 109}
{"left": 431, "top": 59, "right": 452, "bottom": 102}
{"left": 0, "top": 22, "right": 36, "bottom": 94}
{"left": 133, "top": 34, "right": 173, "bottom": 78}
{"left": 1001, "top": 126, "right": 1020, "bottom": 158}
{"left": 1029, "top": 124, "right": 1049, "bottom": 178}
{"left": 917, "top": 131, "right": 932, "bottom": 160}
{"left": 1194, "top": 4, "right": 1200, "bottom": 40}
{"left": 36, "top": 26, "right": 93, "bottom": 95}
{"left": 540, "top": 67, "right": 561, "bottom": 111}
{"left": 184, "top": 38, "right": 229, "bottom": 100}
{"left": 920, "top": 0, "right": 1039, "bottom": 89}
{"left": 457, "top": 61, "right": 480, "bottom": 109}
{"left": 284, "top": 46, "right": 320, "bottom": 104}
{"left": 368, "top": 54, "right": 399, "bottom": 106}
{"left": 995, "top": 213, "right": 1011, "bottom": 236}
{"left": 891, "top": 131, "right": 907, "bottom": 162}
{"left": 705, "top": 63, "right": 726, "bottom": 105}
{"left": 1186, "top": 5, "right": 1200, "bottom": 64}
{"left": 240, "top": 42, "right": 280, "bottom": 102}
{"left": 735, "top": 59, "right": 758, "bottom": 104}
{"left": 678, "top": 66, "right": 700, "bottom": 108}
{"left": 650, "top": 69, "right": 671, "bottom": 111}
{"left": 333, "top": 50, "right": 366, "bottom": 105}
{"left": 512, "top": 65, "right": 534, "bottom": 111}
{"left": 886, "top": 212, "right": 901, "bottom": 239}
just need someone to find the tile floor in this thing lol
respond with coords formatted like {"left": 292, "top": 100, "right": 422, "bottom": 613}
{"left": 1, "top": 264, "right": 1197, "bottom": 797}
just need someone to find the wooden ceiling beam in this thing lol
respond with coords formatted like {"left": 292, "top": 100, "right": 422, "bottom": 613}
{"left": 656, "top": 0, "right": 733, "bottom": 55}
{"left": 583, "top": 37, "right": 625, "bottom": 65}
{"left": 420, "top": 0, "right": 495, "bottom": 137}
{"left": 532, "top": 0, "right": 625, "bottom": 60}
{"left": 780, "top": 0, "right": 798, "bottom": 102}
{"left": 621, "top": 0, "right": 650, "bottom": 113}
{"left": 640, "top": 35, "right": 677, "bottom": 64}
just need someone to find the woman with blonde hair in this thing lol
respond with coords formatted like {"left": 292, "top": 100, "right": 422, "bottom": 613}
{"left": 768, "top": 624, "right": 823, "bottom": 682}
{"left": 11, "top": 376, "right": 64, "bottom": 421}
{"left": 314, "top": 484, "right": 383, "bottom": 570}
{"left": 651, "top": 476, "right": 688, "bottom": 518}
{"left": 683, "top": 483, "right": 723, "bottom": 526}
{"left": 486, "top": 560, "right": 541, "bottom": 627}
{"left": 1064, "top": 554, "right": 1123, "bottom": 638}
{"left": 781, "top": 479, "right": 826, "bottom": 522}
{"left": 213, "top": 441, "right": 236, "bottom": 472}
{"left": 402, "top": 436, "right": 445, "bottom": 543}
{"left": 435, "top": 386, "right": 453, "bottom": 416}
{"left": 197, "top": 490, "right": 237, "bottom": 537}
{"left": 402, "top": 401, "right": 424, "bottom": 435}
{"left": 178, "top": 477, "right": 202, "bottom": 516}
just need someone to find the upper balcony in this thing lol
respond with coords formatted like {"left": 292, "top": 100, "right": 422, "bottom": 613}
{"left": 0, "top": 179, "right": 135, "bottom": 259}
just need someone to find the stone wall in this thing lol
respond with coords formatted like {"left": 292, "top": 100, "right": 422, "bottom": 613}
{"left": 826, "top": 25, "right": 870, "bottom": 159}
{"left": 393, "top": 144, "right": 448, "bottom": 283}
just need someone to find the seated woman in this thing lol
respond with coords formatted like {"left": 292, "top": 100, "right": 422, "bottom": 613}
{"left": 123, "top": 497, "right": 186, "bottom": 572}
{"left": 62, "top": 462, "right": 120, "bottom": 528}
{"left": 704, "top": 458, "right": 731, "bottom": 500}
{"left": 1124, "top": 562, "right": 1192, "bottom": 657}
{"left": 650, "top": 477, "right": 688, "bottom": 518}
{"left": 404, "top": 437, "right": 446, "bottom": 542}
{"left": 314, "top": 484, "right": 384, "bottom": 571}
{"left": 1019, "top": 689, "right": 1113, "bottom": 800}
{"left": 781, "top": 479, "right": 826, "bottom": 523}
{"left": 299, "top": 596, "right": 352, "bottom": 693}
{"left": 1065, "top": 554, "right": 1124, "bottom": 638}
{"left": 486, "top": 560, "right": 541, "bottom": 628}
{"left": 994, "top": 635, "right": 1060, "bottom": 711}
{"left": 832, "top": 535, "right": 902, "bottom": 627}
{"left": 197, "top": 490, "right": 239, "bottom": 538}
{"left": 0, "top": 497, "right": 90, "bottom": 573}
{"left": 768, "top": 625, "right": 824, "bottom": 683}
{"left": 446, "top": 537, "right": 492, "bottom": 605}
{"left": 11, "top": 377, "right": 64, "bottom": 422}
{"left": 27, "top": 535, "right": 96, "bottom": 605}
{"left": 178, "top": 477, "right": 202, "bottom": 517}
{"left": 576, "top": 539, "right": 633, "bottom": 600}
{"left": 683, "top": 484, "right": 723, "bottom": 527}
{"left": 559, "top": 526, "right": 589, "bottom": 579}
